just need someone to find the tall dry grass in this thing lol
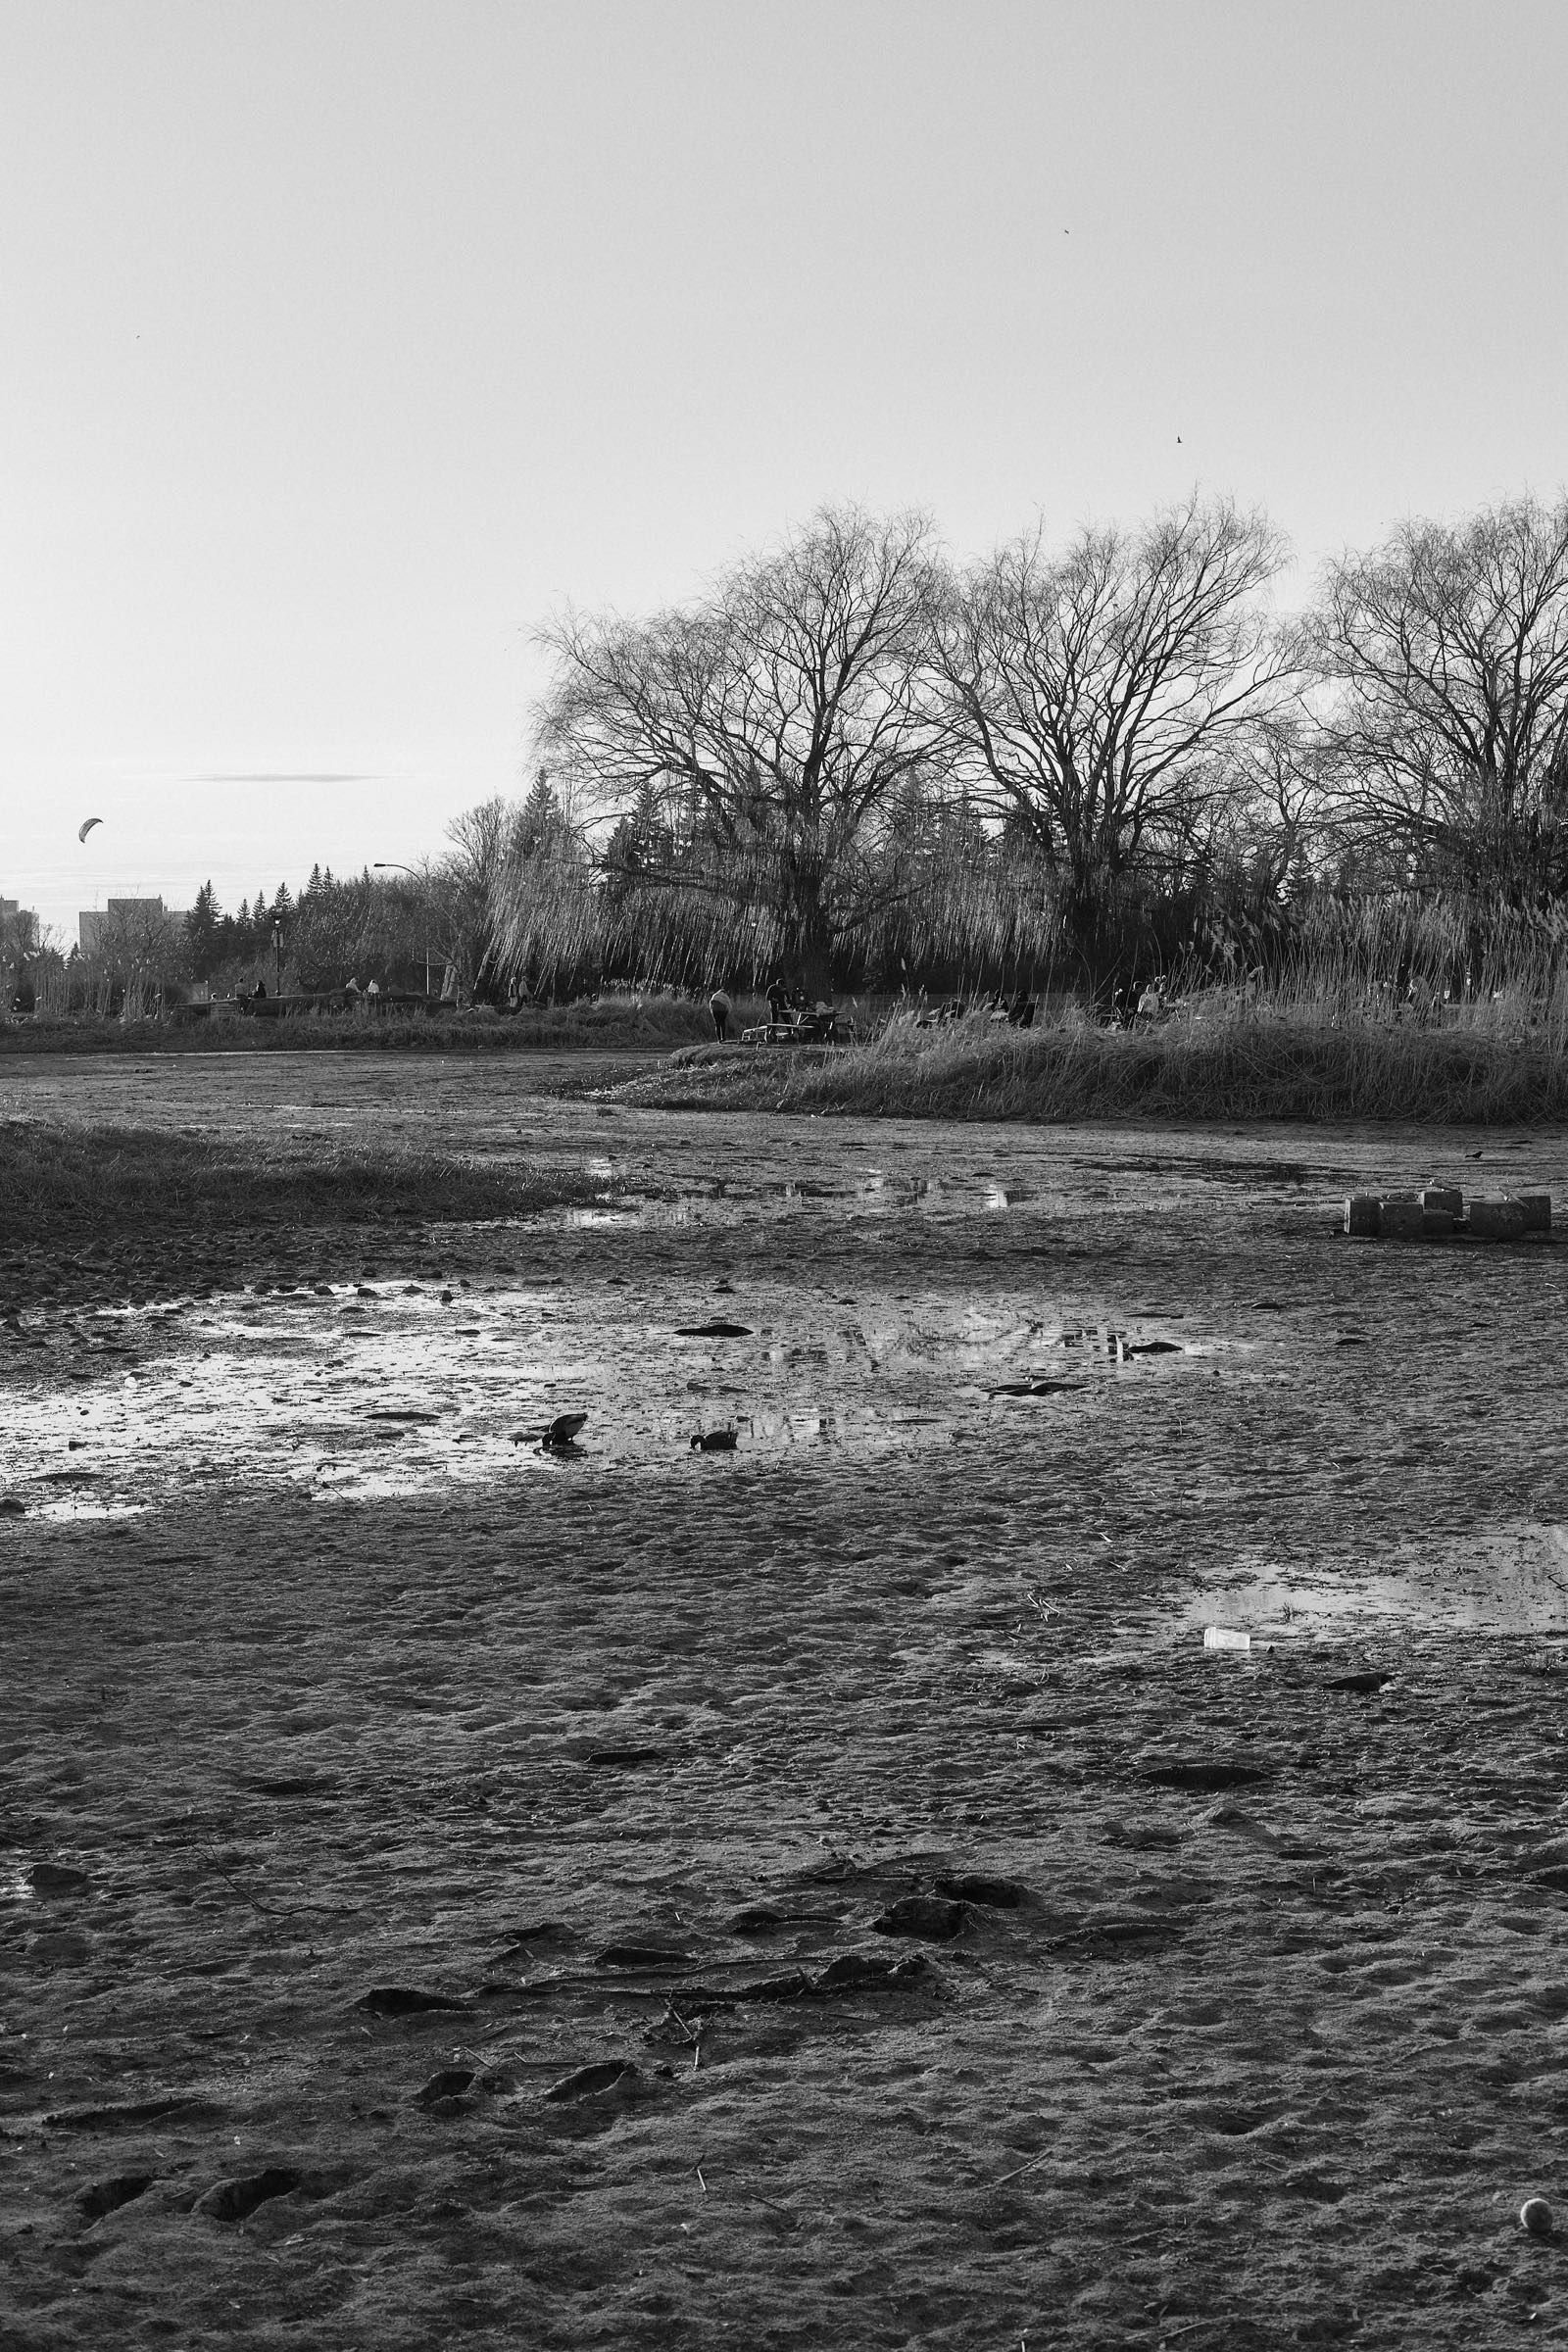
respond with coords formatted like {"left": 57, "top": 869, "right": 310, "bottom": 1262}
{"left": 630, "top": 977, "right": 1568, "bottom": 1125}
{"left": 0, "top": 994, "right": 720, "bottom": 1056}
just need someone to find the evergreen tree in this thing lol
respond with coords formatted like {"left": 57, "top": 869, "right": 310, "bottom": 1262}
{"left": 518, "top": 768, "right": 564, "bottom": 858}
{"left": 186, "top": 881, "right": 221, "bottom": 979}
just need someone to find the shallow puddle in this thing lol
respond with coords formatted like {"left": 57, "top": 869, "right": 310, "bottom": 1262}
{"left": 6, "top": 1055, "right": 1568, "bottom": 1642}
{"left": 1184, "top": 1521, "right": 1568, "bottom": 1638}
{"left": 3, "top": 1270, "right": 1219, "bottom": 1513}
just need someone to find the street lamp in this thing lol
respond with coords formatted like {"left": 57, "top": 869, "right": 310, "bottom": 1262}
{"left": 271, "top": 915, "right": 283, "bottom": 998}
{"left": 373, "top": 862, "right": 433, "bottom": 998}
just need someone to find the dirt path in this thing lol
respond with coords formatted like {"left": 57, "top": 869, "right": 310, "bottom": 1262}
{"left": 4, "top": 1055, "right": 1568, "bottom": 2346}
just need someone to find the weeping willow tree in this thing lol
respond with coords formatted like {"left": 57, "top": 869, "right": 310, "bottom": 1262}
{"left": 494, "top": 507, "right": 954, "bottom": 997}
{"left": 930, "top": 497, "right": 1297, "bottom": 982}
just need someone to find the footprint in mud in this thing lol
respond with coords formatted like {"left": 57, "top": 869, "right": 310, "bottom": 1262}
{"left": 815, "top": 1952, "right": 927, "bottom": 1991}
{"left": 728, "top": 1904, "right": 843, "bottom": 1936}
{"left": 1142, "top": 1762, "right": 1269, "bottom": 1793}
{"left": 1043, "top": 1913, "right": 1189, "bottom": 1960}
{"left": 668, "top": 1969, "right": 813, "bottom": 2008}
{"left": 544, "top": 2059, "right": 638, "bottom": 2104}
{"left": 354, "top": 1985, "right": 468, "bottom": 2017}
{"left": 198, "top": 2168, "right": 301, "bottom": 2224}
{"left": 78, "top": 2173, "right": 156, "bottom": 2224}
{"left": 488, "top": 1920, "right": 567, "bottom": 1958}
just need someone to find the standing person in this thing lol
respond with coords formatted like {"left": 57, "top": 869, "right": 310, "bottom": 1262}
{"left": 766, "top": 975, "right": 790, "bottom": 1029}
{"left": 709, "top": 985, "right": 733, "bottom": 1041}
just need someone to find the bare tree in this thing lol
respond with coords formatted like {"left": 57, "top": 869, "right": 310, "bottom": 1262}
{"left": 1186, "top": 708, "right": 1332, "bottom": 900}
{"left": 82, "top": 901, "right": 190, "bottom": 1016}
{"left": 422, "top": 796, "right": 511, "bottom": 999}
{"left": 930, "top": 497, "right": 1295, "bottom": 964}
{"left": 1314, "top": 496, "right": 1568, "bottom": 895}
{"left": 522, "top": 506, "right": 944, "bottom": 993}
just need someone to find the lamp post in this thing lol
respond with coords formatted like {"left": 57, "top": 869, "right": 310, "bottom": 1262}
{"left": 271, "top": 915, "right": 283, "bottom": 999}
{"left": 373, "top": 862, "right": 433, "bottom": 997}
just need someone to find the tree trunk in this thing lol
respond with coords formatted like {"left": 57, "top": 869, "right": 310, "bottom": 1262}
{"left": 780, "top": 845, "right": 834, "bottom": 999}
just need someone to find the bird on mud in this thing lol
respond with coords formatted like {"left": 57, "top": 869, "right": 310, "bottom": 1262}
{"left": 512, "top": 1411, "right": 588, "bottom": 1451}
{"left": 690, "top": 1428, "right": 739, "bottom": 1452}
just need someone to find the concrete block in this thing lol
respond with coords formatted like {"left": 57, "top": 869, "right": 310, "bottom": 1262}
{"left": 1344, "top": 1194, "right": 1381, "bottom": 1236}
{"left": 1517, "top": 1191, "right": 1552, "bottom": 1232}
{"left": 1468, "top": 1195, "right": 1527, "bottom": 1241}
{"left": 1378, "top": 1198, "right": 1426, "bottom": 1239}
{"left": 1419, "top": 1187, "right": 1463, "bottom": 1217}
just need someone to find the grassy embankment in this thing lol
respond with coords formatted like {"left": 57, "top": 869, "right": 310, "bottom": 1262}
{"left": 0, "top": 1120, "right": 608, "bottom": 1250}
{"left": 626, "top": 993, "right": 1568, "bottom": 1124}
{"left": 0, "top": 994, "right": 730, "bottom": 1055}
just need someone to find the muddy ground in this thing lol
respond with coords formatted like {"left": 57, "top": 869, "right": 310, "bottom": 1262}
{"left": 4, "top": 1053, "right": 1568, "bottom": 2348}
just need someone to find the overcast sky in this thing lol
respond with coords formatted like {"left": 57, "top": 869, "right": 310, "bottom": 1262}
{"left": 4, "top": 0, "right": 1566, "bottom": 940}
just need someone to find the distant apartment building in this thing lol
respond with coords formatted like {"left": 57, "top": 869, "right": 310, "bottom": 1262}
{"left": 1, "top": 897, "right": 39, "bottom": 954}
{"left": 2, "top": 897, "right": 39, "bottom": 963}
{"left": 1, "top": 897, "right": 40, "bottom": 1006}
{"left": 78, "top": 898, "right": 190, "bottom": 957}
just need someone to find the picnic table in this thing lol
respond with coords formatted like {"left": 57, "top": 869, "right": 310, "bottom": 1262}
{"left": 741, "top": 1005, "right": 856, "bottom": 1047}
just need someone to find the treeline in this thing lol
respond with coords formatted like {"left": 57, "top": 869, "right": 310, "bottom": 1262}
{"left": 39, "top": 804, "right": 510, "bottom": 1009}
{"left": 183, "top": 865, "right": 433, "bottom": 992}
{"left": 493, "top": 492, "right": 1568, "bottom": 1001}
{"left": 34, "top": 489, "right": 1568, "bottom": 1021}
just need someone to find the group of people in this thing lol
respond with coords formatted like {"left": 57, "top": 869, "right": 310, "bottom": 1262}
{"left": 707, "top": 977, "right": 836, "bottom": 1042}
{"left": 1109, "top": 975, "right": 1167, "bottom": 1026}
{"left": 704, "top": 976, "right": 1181, "bottom": 1040}
{"left": 913, "top": 988, "right": 1037, "bottom": 1029}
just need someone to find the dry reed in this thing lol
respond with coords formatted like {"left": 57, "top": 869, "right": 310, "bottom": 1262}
{"left": 625, "top": 984, "right": 1568, "bottom": 1125}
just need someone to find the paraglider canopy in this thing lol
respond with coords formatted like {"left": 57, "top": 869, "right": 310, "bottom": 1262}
{"left": 77, "top": 817, "right": 103, "bottom": 843}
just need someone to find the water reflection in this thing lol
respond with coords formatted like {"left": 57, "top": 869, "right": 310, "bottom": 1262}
{"left": 5, "top": 1268, "right": 1214, "bottom": 1516}
{"left": 1182, "top": 1524, "right": 1568, "bottom": 1638}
